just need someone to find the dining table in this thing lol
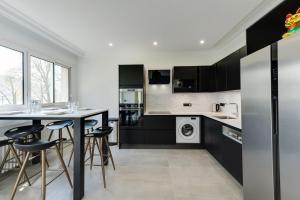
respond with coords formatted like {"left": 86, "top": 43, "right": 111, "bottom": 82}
{"left": 0, "top": 108, "right": 109, "bottom": 200}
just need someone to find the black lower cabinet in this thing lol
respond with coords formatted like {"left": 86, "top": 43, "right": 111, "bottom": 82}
{"left": 119, "top": 115, "right": 176, "bottom": 146}
{"left": 204, "top": 117, "right": 243, "bottom": 184}
{"left": 120, "top": 129, "right": 146, "bottom": 144}
{"left": 204, "top": 117, "right": 223, "bottom": 163}
{"left": 222, "top": 135, "right": 243, "bottom": 184}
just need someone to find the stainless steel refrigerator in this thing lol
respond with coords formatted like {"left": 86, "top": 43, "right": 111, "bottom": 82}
{"left": 241, "top": 33, "right": 300, "bottom": 200}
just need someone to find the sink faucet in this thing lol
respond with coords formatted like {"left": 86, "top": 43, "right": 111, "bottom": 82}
{"left": 229, "top": 103, "right": 239, "bottom": 118}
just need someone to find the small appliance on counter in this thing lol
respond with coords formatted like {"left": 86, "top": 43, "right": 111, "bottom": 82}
{"left": 212, "top": 103, "right": 220, "bottom": 112}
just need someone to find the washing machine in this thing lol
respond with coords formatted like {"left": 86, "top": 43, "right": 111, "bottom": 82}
{"left": 176, "top": 117, "right": 200, "bottom": 143}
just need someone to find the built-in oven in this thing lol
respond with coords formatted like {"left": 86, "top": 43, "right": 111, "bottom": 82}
{"left": 119, "top": 104, "right": 144, "bottom": 126}
{"left": 119, "top": 88, "right": 144, "bottom": 127}
{"left": 119, "top": 88, "right": 143, "bottom": 104}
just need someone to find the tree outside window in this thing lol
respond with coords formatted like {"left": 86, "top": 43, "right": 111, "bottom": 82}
{"left": 30, "top": 56, "right": 54, "bottom": 104}
{"left": 0, "top": 46, "right": 23, "bottom": 106}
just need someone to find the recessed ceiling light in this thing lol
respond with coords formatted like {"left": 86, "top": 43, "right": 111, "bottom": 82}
{"left": 153, "top": 41, "right": 158, "bottom": 46}
{"left": 200, "top": 40, "right": 205, "bottom": 44}
{"left": 108, "top": 43, "right": 113, "bottom": 47}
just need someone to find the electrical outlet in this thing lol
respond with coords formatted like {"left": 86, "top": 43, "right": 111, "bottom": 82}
{"left": 183, "top": 103, "right": 192, "bottom": 107}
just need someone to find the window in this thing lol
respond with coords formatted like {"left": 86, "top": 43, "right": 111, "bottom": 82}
{"left": 30, "top": 56, "right": 70, "bottom": 104}
{"left": 55, "top": 64, "right": 69, "bottom": 102}
{"left": 0, "top": 46, "right": 24, "bottom": 106}
{"left": 30, "top": 56, "right": 54, "bottom": 104}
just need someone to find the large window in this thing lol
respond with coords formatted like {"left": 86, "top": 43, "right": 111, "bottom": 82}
{"left": 30, "top": 56, "right": 70, "bottom": 104}
{"left": 0, "top": 46, "right": 24, "bottom": 106}
{"left": 31, "top": 56, "right": 54, "bottom": 104}
{"left": 55, "top": 64, "right": 69, "bottom": 103}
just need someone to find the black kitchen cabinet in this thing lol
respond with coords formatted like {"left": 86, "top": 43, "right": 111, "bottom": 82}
{"left": 173, "top": 66, "right": 198, "bottom": 93}
{"left": 222, "top": 135, "right": 243, "bottom": 184}
{"left": 204, "top": 117, "right": 223, "bottom": 163}
{"left": 119, "top": 65, "right": 144, "bottom": 88}
{"left": 204, "top": 117, "right": 243, "bottom": 184}
{"left": 215, "top": 60, "right": 227, "bottom": 92}
{"left": 143, "top": 115, "right": 175, "bottom": 130}
{"left": 246, "top": 1, "right": 300, "bottom": 54}
{"left": 119, "top": 115, "right": 176, "bottom": 146}
{"left": 226, "top": 50, "right": 241, "bottom": 90}
{"left": 198, "top": 66, "right": 216, "bottom": 92}
{"left": 119, "top": 129, "right": 146, "bottom": 144}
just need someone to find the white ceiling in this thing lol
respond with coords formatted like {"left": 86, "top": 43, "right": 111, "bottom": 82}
{"left": 2, "top": 0, "right": 266, "bottom": 56}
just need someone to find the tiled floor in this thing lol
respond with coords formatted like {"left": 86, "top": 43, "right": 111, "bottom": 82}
{"left": 0, "top": 146, "right": 243, "bottom": 200}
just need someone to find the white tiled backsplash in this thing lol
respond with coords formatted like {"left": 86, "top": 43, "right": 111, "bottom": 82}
{"left": 146, "top": 85, "right": 241, "bottom": 117}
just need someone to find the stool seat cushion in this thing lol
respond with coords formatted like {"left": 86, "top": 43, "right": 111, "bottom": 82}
{"left": 84, "top": 119, "right": 98, "bottom": 130}
{"left": 85, "top": 126, "right": 113, "bottom": 138}
{"left": 46, "top": 120, "right": 73, "bottom": 130}
{"left": 14, "top": 139, "right": 65, "bottom": 152}
{"left": 4, "top": 125, "right": 44, "bottom": 139}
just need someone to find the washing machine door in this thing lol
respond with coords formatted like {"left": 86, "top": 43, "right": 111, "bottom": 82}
{"left": 179, "top": 123, "right": 196, "bottom": 140}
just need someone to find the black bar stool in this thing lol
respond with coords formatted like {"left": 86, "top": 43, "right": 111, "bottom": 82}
{"left": 46, "top": 120, "right": 74, "bottom": 158}
{"left": 0, "top": 137, "right": 31, "bottom": 185}
{"left": 67, "top": 119, "right": 98, "bottom": 166}
{"left": 85, "top": 126, "right": 115, "bottom": 188}
{"left": 6, "top": 125, "right": 72, "bottom": 200}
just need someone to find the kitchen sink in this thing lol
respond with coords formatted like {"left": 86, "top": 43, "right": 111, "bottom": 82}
{"left": 213, "top": 116, "right": 237, "bottom": 119}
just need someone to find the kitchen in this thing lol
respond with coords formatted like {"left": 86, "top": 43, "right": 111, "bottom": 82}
{"left": 0, "top": 0, "right": 300, "bottom": 200}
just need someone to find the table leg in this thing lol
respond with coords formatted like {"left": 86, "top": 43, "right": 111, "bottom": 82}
{"left": 73, "top": 118, "right": 85, "bottom": 200}
{"left": 32, "top": 120, "right": 41, "bottom": 164}
{"left": 102, "top": 111, "right": 109, "bottom": 165}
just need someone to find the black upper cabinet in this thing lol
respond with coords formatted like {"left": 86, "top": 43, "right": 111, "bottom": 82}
{"left": 119, "top": 65, "right": 144, "bottom": 88}
{"left": 246, "top": 1, "right": 300, "bottom": 54}
{"left": 216, "top": 60, "right": 227, "bottom": 91}
{"left": 198, "top": 66, "right": 216, "bottom": 92}
{"left": 173, "top": 66, "right": 198, "bottom": 93}
{"left": 226, "top": 50, "right": 241, "bottom": 90}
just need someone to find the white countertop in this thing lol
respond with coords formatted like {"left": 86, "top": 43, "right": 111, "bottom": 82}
{"left": 0, "top": 109, "right": 108, "bottom": 119}
{"left": 144, "top": 111, "right": 242, "bottom": 130}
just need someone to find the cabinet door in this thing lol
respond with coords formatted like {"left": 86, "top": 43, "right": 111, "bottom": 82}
{"left": 222, "top": 135, "right": 243, "bottom": 184}
{"left": 226, "top": 50, "right": 241, "bottom": 90}
{"left": 173, "top": 66, "right": 198, "bottom": 93}
{"left": 144, "top": 130, "right": 176, "bottom": 145}
{"left": 143, "top": 115, "right": 175, "bottom": 130}
{"left": 204, "top": 118, "right": 223, "bottom": 161}
{"left": 198, "top": 66, "right": 216, "bottom": 92}
{"left": 119, "top": 129, "right": 145, "bottom": 144}
{"left": 119, "top": 65, "right": 144, "bottom": 88}
{"left": 216, "top": 61, "right": 227, "bottom": 91}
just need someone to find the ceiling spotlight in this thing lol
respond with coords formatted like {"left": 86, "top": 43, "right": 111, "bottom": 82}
{"left": 200, "top": 40, "right": 205, "bottom": 44}
{"left": 153, "top": 41, "right": 158, "bottom": 46}
{"left": 108, "top": 43, "right": 113, "bottom": 47}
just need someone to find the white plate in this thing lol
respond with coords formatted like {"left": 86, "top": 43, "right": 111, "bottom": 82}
{"left": 42, "top": 111, "right": 68, "bottom": 115}
{"left": 79, "top": 108, "right": 92, "bottom": 111}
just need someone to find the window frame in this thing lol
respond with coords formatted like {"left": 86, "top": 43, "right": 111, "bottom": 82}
{"left": 0, "top": 43, "right": 27, "bottom": 111}
{"left": 54, "top": 63, "right": 71, "bottom": 104}
{"left": 0, "top": 41, "right": 72, "bottom": 110}
{"left": 29, "top": 53, "right": 71, "bottom": 106}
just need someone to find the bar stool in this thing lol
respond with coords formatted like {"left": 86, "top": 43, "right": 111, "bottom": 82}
{"left": 46, "top": 120, "right": 74, "bottom": 157}
{"left": 0, "top": 137, "right": 31, "bottom": 185}
{"left": 67, "top": 119, "right": 98, "bottom": 166}
{"left": 6, "top": 125, "right": 73, "bottom": 200}
{"left": 85, "top": 126, "right": 115, "bottom": 188}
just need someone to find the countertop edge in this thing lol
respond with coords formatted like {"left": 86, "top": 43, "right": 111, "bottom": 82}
{"left": 144, "top": 112, "right": 242, "bottom": 131}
